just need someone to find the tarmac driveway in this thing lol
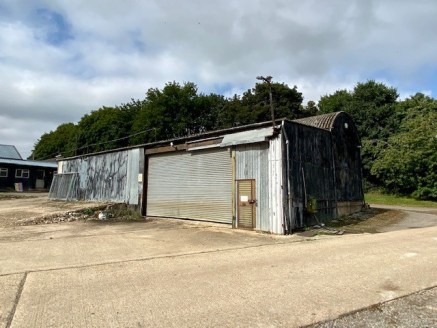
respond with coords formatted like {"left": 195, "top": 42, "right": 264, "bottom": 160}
{"left": 0, "top": 215, "right": 436, "bottom": 328}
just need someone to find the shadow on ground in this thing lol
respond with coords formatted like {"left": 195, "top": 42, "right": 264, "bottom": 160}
{"left": 298, "top": 208, "right": 406, "bottom": 236}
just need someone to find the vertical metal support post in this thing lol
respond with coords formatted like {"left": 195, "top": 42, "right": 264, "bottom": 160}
{"left": 282, "top": 123, "right": 293, "bottom": 234}
{"left": 142, "top": 154, "right": 149, "bottom": 216}
{"left": 231, "top": 148, "right": 236, "bottom": 228}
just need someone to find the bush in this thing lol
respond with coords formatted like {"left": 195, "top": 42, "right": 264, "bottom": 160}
{"left": 412, "top": 187, "right": 437, "bottom": 201}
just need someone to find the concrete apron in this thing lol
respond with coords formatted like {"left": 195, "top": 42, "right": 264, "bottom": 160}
{"left": 0, "top": 220, "right": 436, "bottom": 328}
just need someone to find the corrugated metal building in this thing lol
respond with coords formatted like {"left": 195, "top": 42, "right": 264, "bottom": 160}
{"left": 55, "top": 112, "right": 364, "bottom": 234}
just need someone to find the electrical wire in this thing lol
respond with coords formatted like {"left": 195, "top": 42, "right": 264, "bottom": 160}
{"left": 34, "top": 127, "right": 157, "bottom": 161}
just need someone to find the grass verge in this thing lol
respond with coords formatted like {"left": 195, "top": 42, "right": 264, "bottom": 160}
{"left": 365, "top": 192, "right": 437, "bottom": 208}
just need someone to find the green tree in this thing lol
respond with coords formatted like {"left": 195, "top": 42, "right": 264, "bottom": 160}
{"left": 77, "top": 106, "right": 129, "bottom": 154}
{"left": 352, "top": 81, "right": 400, "bottom": 140}
{"left": 33, "top": 80, "right": 306, "bottom": 157}
{"left": 319, "top": 81, "right": 399, "bottom": 140}
{"left": 32, "top": 123, "right": 78, "bottom": 159}
{"left": 318, "top": 80, "right": 400, "bottom": 188}
{"left": 131, "top": 81, "right": 208, "bottom": 144}
{"left": 118, "top": 99, "right": 144, "bottom": 135}
{"left": 301, "top": 100, "right": 319, "bottom": 117}
{"left": 194, "top": 93, "right": 226, "bottom": 132}
{"left": 319, "top": 90, "right": 353, "bottom": 114}
{"left": 241, "top": 82, "right": 304, "bottom": 123}
{"left": 371, "top": 93, "right": 437, "bottom": 199}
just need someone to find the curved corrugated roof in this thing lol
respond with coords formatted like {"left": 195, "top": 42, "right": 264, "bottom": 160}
{"left": 292, "top": 112, "right": 343, "bottom": 131}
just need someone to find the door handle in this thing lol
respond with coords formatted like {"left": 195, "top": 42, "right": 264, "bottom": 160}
{"left": 248, "top": 199, "right": 257, "bottom": 205}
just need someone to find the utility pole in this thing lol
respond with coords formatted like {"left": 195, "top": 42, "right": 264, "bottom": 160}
{"left": 256, "top": 75, "right": 275, "bottom": 128}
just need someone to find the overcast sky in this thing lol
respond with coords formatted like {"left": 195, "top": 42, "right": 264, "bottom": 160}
{"left": 1, "top": 0, "right": 436, "bottom": 158}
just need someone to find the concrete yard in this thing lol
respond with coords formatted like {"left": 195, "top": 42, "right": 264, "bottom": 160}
{"left": 0, "top": 195, "right": 436, "bottom": 327}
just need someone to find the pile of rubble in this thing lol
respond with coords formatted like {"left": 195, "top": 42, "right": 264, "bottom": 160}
{"left": 17, "top": 205, "right": 105, "bottom": 226}
{"left": 16, "top": 203, "right": 143, "bottom": 226}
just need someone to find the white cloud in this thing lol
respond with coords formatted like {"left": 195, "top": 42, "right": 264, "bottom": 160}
{"left": 0, "top": 0, "right": 436, "bottom": 158}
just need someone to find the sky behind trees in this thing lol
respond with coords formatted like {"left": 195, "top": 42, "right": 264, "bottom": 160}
{"left": 1, "top": 0, "right": 437, "bottom": 157}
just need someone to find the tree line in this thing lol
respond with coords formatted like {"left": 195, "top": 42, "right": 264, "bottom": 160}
{"left": 32, "top": 81, "right": 310, "bottom": 158}
{"left": 32, "top": 80, "right": 437, "bottom": 200}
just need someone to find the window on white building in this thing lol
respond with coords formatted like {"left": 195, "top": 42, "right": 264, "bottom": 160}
{"left": 15, "top": 169, "right": 30, "bottom": 178}
{"left": 0, "top": 168, "right": 7, "bottom": 177}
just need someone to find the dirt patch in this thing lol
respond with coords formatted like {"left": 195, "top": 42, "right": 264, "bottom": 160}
{"left": 297, "top": 208, "right": 407, "bottom": 236}
{"left": 0, "top": 194, "right": 147, "bottom": 228}
{"left": 327, "top": 208, "right": 406, "bottom": 234}
{"left": 0, "top": 193, "right": 109, "bottom": 228}
{"left": 0, "top": 193, "right": 40, "bottom": 200}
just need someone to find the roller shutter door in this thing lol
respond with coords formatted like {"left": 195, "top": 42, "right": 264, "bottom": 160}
{"left": 147, "top": 148, "right": 232, "bottom": 224}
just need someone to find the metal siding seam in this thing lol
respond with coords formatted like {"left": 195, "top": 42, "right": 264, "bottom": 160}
{"left": 231, "top": 149, "right": 236, "bottom": 228}
{"left": 271, "top": 137, "right": 278, "bottom": 234}
{"left": 126, "top": 151, "right": 133, "bottom": 203}
{"left": 254, "top": 146, "right": 260, "bottom": 230}
{"left": 269, "top": 140, "right": 274, "bottom": 233}
{"left": 127, "top": 148, "right": 140, "bottom": 205}
{"left": 268, "top": 136, "right": 283, "bottom": 234}
{"left": 260, "top": 146, "right": 270, "bottom": 232}
{"left": 258, "top": 145, "right": 268, "bottom": 232}
{"left": 277, "top": 137, "right": 284, "bottom": 233}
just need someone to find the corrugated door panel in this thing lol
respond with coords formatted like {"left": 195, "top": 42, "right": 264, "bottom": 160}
{"left": 147, "top": 149, "right": 232, "bottom": 223}
{"left": 237, "top": 180, "right": 254, "bottom": 228}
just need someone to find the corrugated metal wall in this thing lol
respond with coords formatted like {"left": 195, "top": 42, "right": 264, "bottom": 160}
{"left": 235, "top": 137, "right": 283, "bottom": 234}
{"left": 330, "top": 114, "right": 363, "bottom": 202}
{"left": 284, "top": 121, "right": 336, "bottom": 227}
{"left": 235, "top": 143, "right": 269, "bottom": 231}
{"left": 126, "top": 149, "right": 140, "bottom": 204}
{"left": 59, "top": 148, "right": 141, "bottom": 204}
{"left": 268, "top": 136, "right": 284, "bottom": 234}
{"left": 146, "top": 148, "right": 233, "bottom": 223}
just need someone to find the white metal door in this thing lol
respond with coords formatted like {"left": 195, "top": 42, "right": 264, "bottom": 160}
{"left": 147, "top": 148, "right": 233, "bottom": 223}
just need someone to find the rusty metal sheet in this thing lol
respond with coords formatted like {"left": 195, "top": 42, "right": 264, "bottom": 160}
{"left": 220, "top": 127, "right": 274, "bottom": 147}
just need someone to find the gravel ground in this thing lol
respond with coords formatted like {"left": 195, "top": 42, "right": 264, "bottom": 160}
{"left": 0, "top": 193, "right": 107, "bottom": 228}
{"left": 311, "top": 287, "right": 437, "bottom": 328}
